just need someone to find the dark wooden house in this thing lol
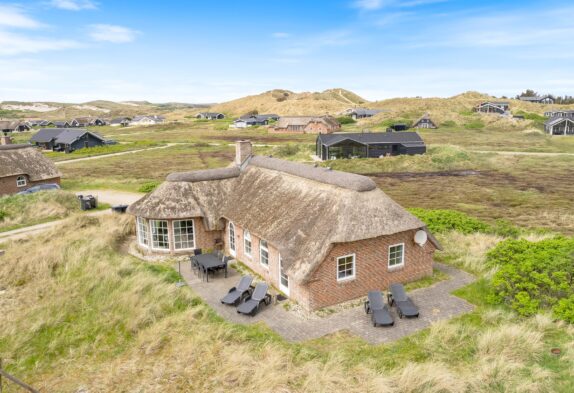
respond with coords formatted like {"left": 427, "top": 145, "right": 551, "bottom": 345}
{"left": 30, "top": 128, "right": 108, "bottom": 152}
{"left": 316, "top": 132, "right": 426, "bottom": 160}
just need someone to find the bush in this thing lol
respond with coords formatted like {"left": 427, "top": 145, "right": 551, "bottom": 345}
{"left": 487, "top": 237, "right": 574, "bottom": 322}
{"left": 408, "top": 208, "right": 491, "bottom": 234}
{"left": 138, "top": 181, "right": 161, "bottom": 193}
{"left": 276, "top": 144, "right": 301, "bottom": 157}
{"left": 336, "top": 116, "right": 356, "bottom": 125}
{"left": 440, "top": 120, "right": 457, "bottom": 128}
{"left": 464, "top": 120, "right": 485, "bottom": 129}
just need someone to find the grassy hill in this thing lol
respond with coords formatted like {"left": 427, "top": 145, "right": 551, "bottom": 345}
{"left": 208, "top": 88, "right": 368, "bottom": 116}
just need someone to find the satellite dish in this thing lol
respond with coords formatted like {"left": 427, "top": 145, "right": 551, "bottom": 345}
{"left": 414, "top": 230, "right": 428, "bottom": 246}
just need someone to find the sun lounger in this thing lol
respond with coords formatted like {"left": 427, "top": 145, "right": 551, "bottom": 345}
{"left": 221, "top": 275, "right": 253, "bottom": 306}
{"left": 388, "top": 283, "right": 419, "bottom": 318}
{"left": 237, "top": 282, "right": 270, "bottom": 316}
{"left": 364, "top": 290, "right": 394, "bottom": 327}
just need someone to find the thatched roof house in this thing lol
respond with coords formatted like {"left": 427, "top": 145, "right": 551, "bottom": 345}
{"left": 0, "top": 144, "right": 61, "bottom": 195}
{"left": 0, "top": 120, "right": 31, "bottom": 133}
{"left": 128, "top": 140, "right": 439, "bottom": 310}
{"left": 412, "top": 113, "right": 437, "bottom": 129}
{"left": 270, "top": 115, "right": 341, "bottom": 134}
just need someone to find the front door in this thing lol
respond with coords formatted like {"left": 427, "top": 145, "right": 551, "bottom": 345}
{"left": 279, "top": 255, "right": 289, "bottom": 296}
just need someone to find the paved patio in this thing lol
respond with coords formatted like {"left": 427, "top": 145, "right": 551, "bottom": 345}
{"left": 177, "top": 260, "right": 476, "bottom": 344}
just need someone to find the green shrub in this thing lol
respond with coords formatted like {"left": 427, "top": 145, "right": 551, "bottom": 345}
{"left": 276, "top": 144, "right": 301, "bottom": 157}
{"left": 336, "top": 116, "right": 356, "bottom": 125}
{"left": 138, "top": 181, "right": 161, "bottom": 193}
{"left": 0, "top": 209, "right": 6, "bottom": 221}
{"left": 440, "top": 120, "right": 457, "bottom": 128}
{"left": 459, "top": 109, "right": 474, "bottom": 116}
{"left": 487, "top": 237, "right": 574, "bottom": 322}
{"left": 464, "top": 120, "right": 485, "bottom": 129}
{"left": 408, "top": 208, "right": 491, "bottom": 234}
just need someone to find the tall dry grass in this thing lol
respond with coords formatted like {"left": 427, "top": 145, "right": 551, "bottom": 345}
{"left": 436, "top": 231, "right": 503, "bottom": 275}
{"left": 0, "top": 217, "right": 572, "bottom": 392}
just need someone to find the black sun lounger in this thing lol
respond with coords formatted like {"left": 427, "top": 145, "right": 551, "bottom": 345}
{"left": 388, "top": 283, "right": 419, "bottom": 318}
{"left": 237, "top": 282, "right": 270, "bottom": 316}
{"left": 364, "top": 290, "right": 394, "bottom": 327}
{"left": 221, "top": 275, "right": 253, "bottom": 306}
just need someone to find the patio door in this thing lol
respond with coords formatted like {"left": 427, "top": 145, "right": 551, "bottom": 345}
{"left": 228, "top": 222, "right": 236, "bottom": 256}
{"left": 279, "top": 255, "right": 289, "bottom": 296}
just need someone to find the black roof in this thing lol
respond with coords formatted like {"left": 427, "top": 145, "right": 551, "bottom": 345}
{"left": 317, "top": 132, "right": 425, "bottom": 147}
{"left": 31, "top": 128, "right": 105, "bottom": 144}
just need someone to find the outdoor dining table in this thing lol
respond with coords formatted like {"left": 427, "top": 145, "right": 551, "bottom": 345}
{"left": 192, "top": 253, "right": 228, "bottom": 282}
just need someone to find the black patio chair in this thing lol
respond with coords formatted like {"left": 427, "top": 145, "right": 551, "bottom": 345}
{"left": 388, "top": 283, "right": 419, "bottom": 318}
{"left": 237, "top": 282, "right": 271, "bottom": 316}
{"left": 189, "top": 255, "right": 201, "bottom": 276}
{"left": 221, "top": 275, "right": 253, "bottom": 306}
{"left": 194, "top": 248, "right": 203, "bottom": 256}
{"left": 364, "top": 291, "right": 394, "bottom": 327}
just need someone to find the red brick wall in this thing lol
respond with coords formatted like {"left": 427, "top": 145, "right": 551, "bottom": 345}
{"left": 0, "top": 175, "right": 61, "bottom": 196}
{"left": 305, "top": 229, "right": 435, "bottom": 310}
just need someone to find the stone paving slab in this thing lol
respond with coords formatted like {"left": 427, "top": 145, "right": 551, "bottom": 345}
{"left": 177, "top": 260, "right": 476, "bottom": 344}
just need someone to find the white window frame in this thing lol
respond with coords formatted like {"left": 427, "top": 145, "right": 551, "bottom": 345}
{"left": 136, "top": 217, "right": 150, "bottom": 247}
{"left": 150, "top": 220, "right": 170, "bottom": 251}
{"left": 244, "top": 229, "right": 252, "bottom": 257}
{"left": 336, "top": 253, "right": 356, "bottom": 282}
{"left": 16, "top": 176, "right": 26, "bottom": 187}
{"left": 388, "top": 243, "right": 405, "bottom": 268}
{"left": 259, "top": 239, "right": 269, "bottom": 269}
{"left": 279, "top": 254, "right": 289, "bottom": 296}
{"left": 172, "top": 219, "right": 195, "bottom": 250}
{"left": 228, "top": 222, "right": 236, "bottom": 256}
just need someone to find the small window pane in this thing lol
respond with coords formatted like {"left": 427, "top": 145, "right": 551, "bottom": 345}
{"left": 388, "top": 244, "right": 404, "bottom": 267}
{"left": 244, "top": 230, "right": 252, "bottom": 256}
{"left": 337, "top": 255, "right": 355, "bottom": 280}
{"left": 173, "top": 220, "right": 194, "bottom": 250}
{"left": 137, "top": 217, "right": 149, "bottom": 246}
{"left": 16, "top": 176, "right": 26, "bottom": 187}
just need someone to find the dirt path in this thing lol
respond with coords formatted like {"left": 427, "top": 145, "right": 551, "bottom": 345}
{"left": 0, "top": 190, "right": 143, "bottom": 243}
{"left": 473, "top": 150, "right": 574, "bottom": 157}
{"left": 55, "top": 144, "right": 178, "bottom": 165}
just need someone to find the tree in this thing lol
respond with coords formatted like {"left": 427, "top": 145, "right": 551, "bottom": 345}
{"left": 517, "top": 89, "right": 538, "bottom": 98}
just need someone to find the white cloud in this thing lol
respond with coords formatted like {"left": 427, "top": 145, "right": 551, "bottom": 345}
{"left": 49, "top": 0, "right": 98, "bottom": 11}
{"left": 0, "top": 5, "right": 43, "bottom": 29}
{"left": 0, "top": 30, "right": 81, "bottom": 55}
{"left": 272, "top": 32, "right": 291, "bottom": 38}
{"left": 353, "top": 0, "right": 386, "bottom": 10}
{"left": 353, "top": 0, "right": 446, "bottom": 10}
{"left": 89, "top": 24, "right": 139, "bottom": 43}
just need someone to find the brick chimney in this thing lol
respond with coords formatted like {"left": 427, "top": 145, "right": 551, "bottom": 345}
{"left": 235, "top": 140, "right": 252, "bottom": 166}
{"left": 0, "top": 133, "right": 12, "bottom": 145}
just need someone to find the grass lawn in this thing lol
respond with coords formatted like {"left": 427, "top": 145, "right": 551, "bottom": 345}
{"left": 0, "top": 216, "right": 572, "bottom": 392}
{"left": 44, "top": 140, "right": 162, "bottom": 162}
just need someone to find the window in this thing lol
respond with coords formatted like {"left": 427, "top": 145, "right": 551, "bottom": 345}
{"left": 136, "top": 217, "right": 149, "bottom": 247}
{"left": 388, "top": 244, "right": 405, "bottom": 268}
{"left": 16, "top": 176, "right": 26, "bottom": 187}
{"left": 173, "top": 220, "right": 195, "bottom": 250}
{"left": 259, "top": 239, "right": 269, "bottom": 268}
{"left": 244, "top": 230, "right": 252, "bottom": 257}
{"left": 279, "top": 255, "right": 289, "bottom": 295}
{"left": 150, "top": 220, "right": 169, "bottom": 250}
{"left": 337, "top": 254, "right": 355, "bottom": 281}
{"left": 229, "top": 222, "right": 236, "bottom": 255}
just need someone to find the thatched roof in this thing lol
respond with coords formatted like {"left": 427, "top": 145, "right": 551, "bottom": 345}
{"left": 128, "top": 155, "right": 432, "bottom": 283}
{"left": 275, "top": 115, "right": 339, "bottom": 129}
{"left": 0, "top": 144, "right": 61, "bottom": 181}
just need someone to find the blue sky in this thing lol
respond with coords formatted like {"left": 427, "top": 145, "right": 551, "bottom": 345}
{"left": 0, "top": 0, "right": 573, "bottom": 103}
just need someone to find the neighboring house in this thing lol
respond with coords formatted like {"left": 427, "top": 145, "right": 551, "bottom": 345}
{"left": 0, "top": 143, "right": 61, "bottom": 196}
{"left": 316, "top": 132, "right": 426, "bottom": 160}
{"left": 231, "top": 114, "right": 278, "bottom": 128}
{"left": 196, "top": 112, "right": 225, "bottom": 120}
{"left": 545, "top": 114, "right": 574, "bottom": 135}
{"left": 0, "top": 121, "right": 31, "bottom": 133}
{"left": 30, "top": 128, "right": 107, "bottom": 152}
{"left": 127, "top": 140, "right": 440, "bottom": 311}
{"left": 38, "top": 120, "right": 54, "bottom": 127}
{"left": 109, "top": 117, "right": 131, "bottom": 127}
{"left": 345, "top": 108, "right": 382, "bottom": 120}
{"left": 130, "top": 115, "right": 165, "bottom": 126}
{"left": 53, "top": 121, "right": 71, "bottom": 128}
{"left": 474, "top": 102, "right": 510, "bottom": 114}
{"left": 412, "top": 113, "right": 437, "bottom": 129}
{"left": 71, "top": 117, "right": 106, "bottom": 127}
{"left": 518, "top": 95, "right": 554, "bottom": 104}
{"left": 544, "top": 110, "right": 574, "bottom": 118}
{"left": 270, "top": 115, "right": 341, "bottom": 134}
